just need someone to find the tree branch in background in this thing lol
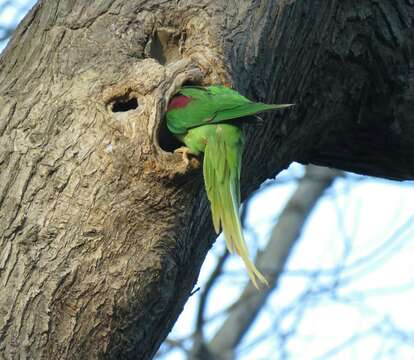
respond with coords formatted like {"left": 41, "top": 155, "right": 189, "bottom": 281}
{"left": 204, "top": 165, "right": 342, "bottom": 359}
{"left": 196, "top": 250, "right": 230, "bottom": 332}
{"left": 0, "top": 24, "right": 14, "bottom": 41}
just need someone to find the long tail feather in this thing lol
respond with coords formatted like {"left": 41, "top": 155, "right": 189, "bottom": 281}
{"left": 203, "top": 125, "right": 268, "bottom": 288}
{"left": 213, "top": 103, "right": 294, "bottom": 123}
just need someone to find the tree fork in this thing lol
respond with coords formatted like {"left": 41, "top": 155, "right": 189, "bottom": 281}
{"left": 0, "top": 1, "right": 413, "bottom": 359}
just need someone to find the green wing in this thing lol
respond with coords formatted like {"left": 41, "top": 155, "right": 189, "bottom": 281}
{"left": 202, "top": 124, "right": 268, "bottom": 288}
{"left": 166, "top": 85, "right": 291, "bottom": 134}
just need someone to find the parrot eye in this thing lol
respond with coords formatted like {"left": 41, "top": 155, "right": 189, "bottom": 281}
{"left": 111, "top": 97, "right": 138, "bottom": 113}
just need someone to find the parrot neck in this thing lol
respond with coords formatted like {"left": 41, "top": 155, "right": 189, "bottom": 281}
{"left": 167, "top": 95, "right": 192, "bottom": 110}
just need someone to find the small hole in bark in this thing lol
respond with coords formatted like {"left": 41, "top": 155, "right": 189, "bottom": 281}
{"left": 149, "top": 28, "right": 181, "bottom": 65}
{"left": 112, "top": 97, "right": 138, "bottom": 112}
{"left": 149, "top": 32, "right": 167, "bottom": 65}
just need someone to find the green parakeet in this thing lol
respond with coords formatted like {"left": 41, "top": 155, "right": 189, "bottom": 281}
{"left": 166, "top": 85, "right": 291, "bottom": 288}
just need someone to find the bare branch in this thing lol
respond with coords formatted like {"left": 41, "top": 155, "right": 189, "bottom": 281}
{"left": 207, "top": 165, "right": 342, "bottom": 358}
{"left": 190, "top": 250, "right": 230, "bottom": 358}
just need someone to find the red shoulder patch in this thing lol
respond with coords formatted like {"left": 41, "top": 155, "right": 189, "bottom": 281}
{"left": 167, "top": 95, "right": 192, "bottom": 110}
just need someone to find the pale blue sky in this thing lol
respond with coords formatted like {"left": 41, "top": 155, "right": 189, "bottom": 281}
{"left": 163, "top": 165, "right": 414, "bottom": 360}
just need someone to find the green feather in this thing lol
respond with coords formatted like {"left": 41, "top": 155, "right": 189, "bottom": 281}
{"left": 165, "top": 85, "right": 292, "bottom": 288}
{"left": 187, "top": 124, "right": 267, "bottom": 288}
{"left": 166, "top": 85, "right": 292, "bottom": 134}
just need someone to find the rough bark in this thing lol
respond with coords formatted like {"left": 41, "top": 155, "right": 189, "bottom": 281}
{"left": 0, "top": 0, "right": 413, "bottom": 359}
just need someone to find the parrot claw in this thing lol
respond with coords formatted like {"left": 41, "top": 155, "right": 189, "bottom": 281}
{"left": 172, "top": 147, "right": 201, "bottom": 174}
{"left": 174, "top": 146, "right": 191, "bottom": 165}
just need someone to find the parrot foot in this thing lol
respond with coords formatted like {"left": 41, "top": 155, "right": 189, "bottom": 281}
{"left": 171, "top": 147, "right": 200, "bottom": 175}
{"left": 174, "top": 146, "right": 192, "bottom": 165}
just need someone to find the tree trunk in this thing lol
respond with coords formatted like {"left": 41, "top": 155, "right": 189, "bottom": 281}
{"left": 0, "top": 1, "right": 412, "bottom": 359}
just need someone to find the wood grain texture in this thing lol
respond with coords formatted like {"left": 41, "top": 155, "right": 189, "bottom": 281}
{"left": 0, "top": 0, "right": 413, "bottom": 359}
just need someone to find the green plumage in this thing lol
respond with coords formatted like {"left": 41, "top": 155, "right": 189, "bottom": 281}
{"left": 166, "top": 85, "right": 291, "bottom": 288}
{"left": 167, "top": 86, "right": 290, "bottom": 135}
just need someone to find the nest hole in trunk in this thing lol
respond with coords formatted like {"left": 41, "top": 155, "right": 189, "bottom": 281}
{"left": 158, "top": 80, "right": 201, "bottom": 153}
